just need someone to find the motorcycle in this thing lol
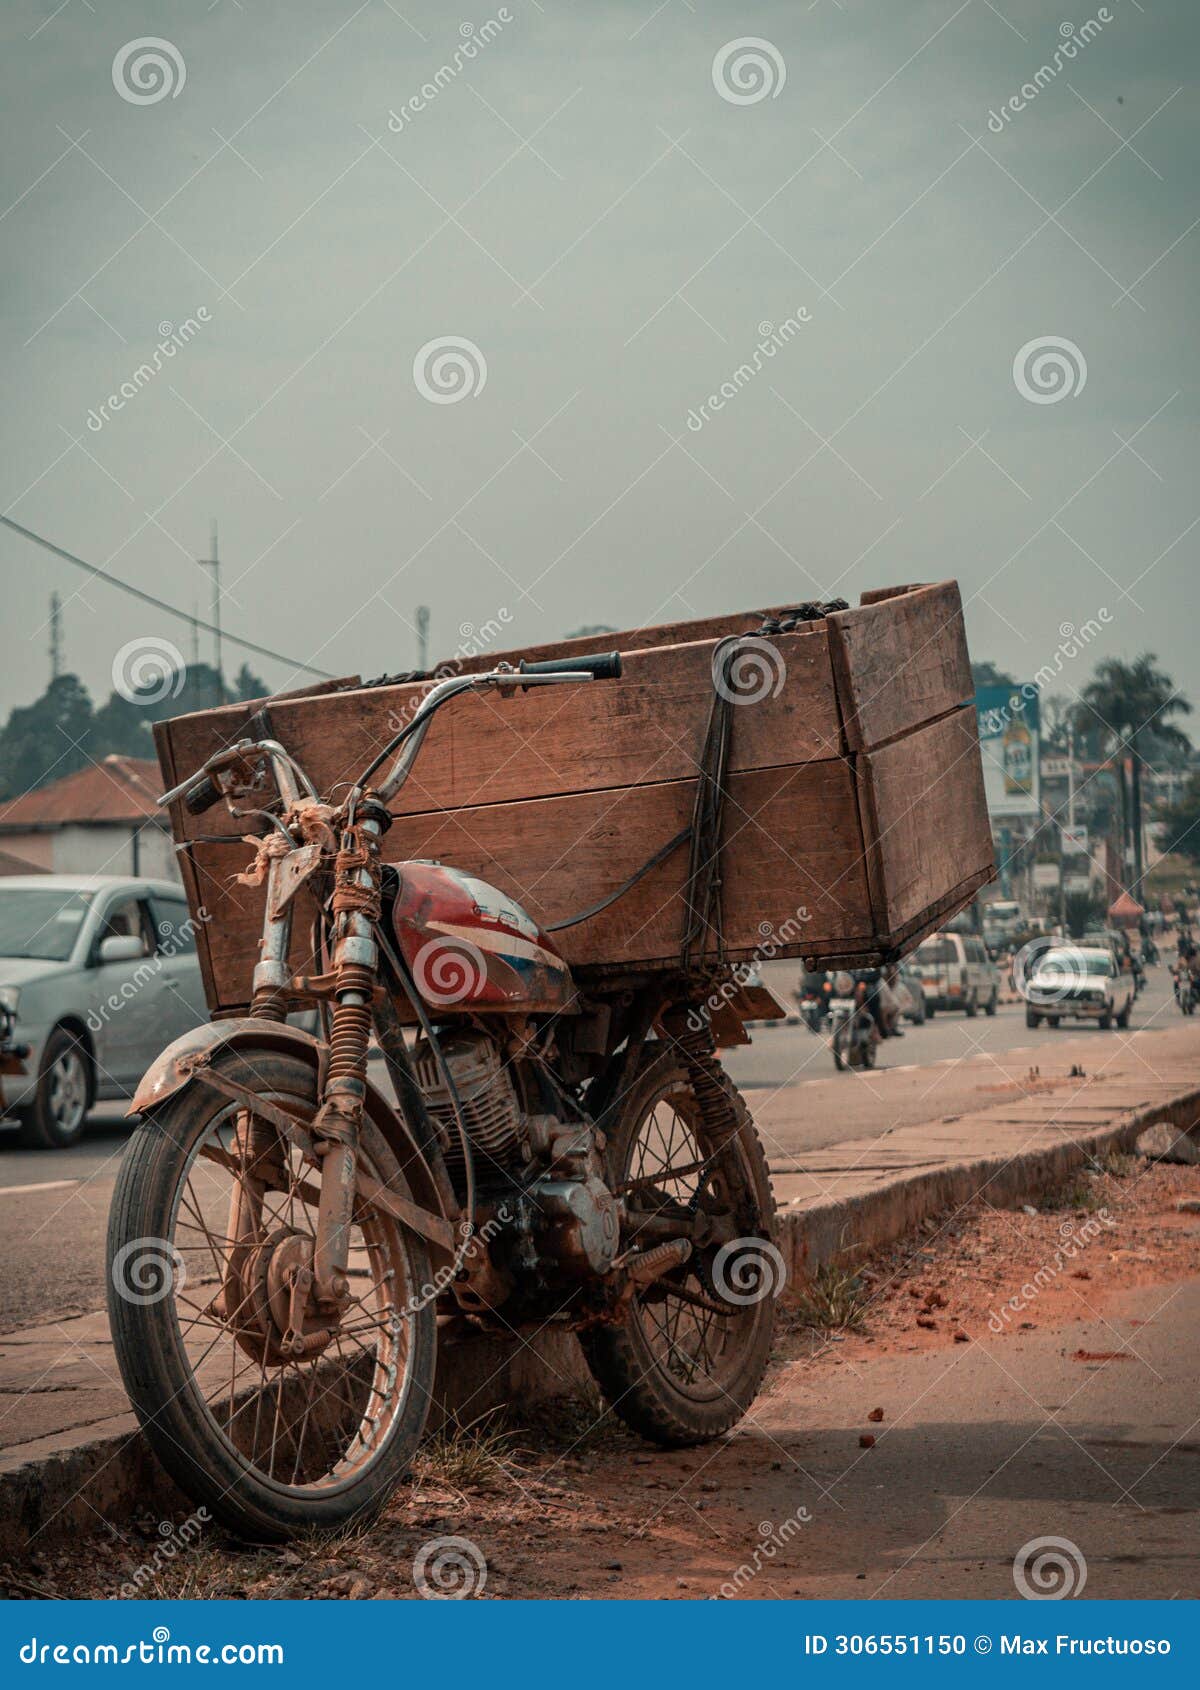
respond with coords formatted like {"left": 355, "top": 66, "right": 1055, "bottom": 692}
{"left": 796, "top": 978, "right": 830, "bottom": 1033}
{"left": 1174, "top": 963, "right": 1197, "bottom": 1016}
{"left": 829, "top": 973, "right": 879, "bottom": 1071}
{"left": 106, "top": 653, "right": 778, "bottom": 1541}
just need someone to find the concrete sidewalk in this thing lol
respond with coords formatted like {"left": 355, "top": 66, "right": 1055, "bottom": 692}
{"left": 1, "top": 1028, "right": 1197, "bottom": 1556}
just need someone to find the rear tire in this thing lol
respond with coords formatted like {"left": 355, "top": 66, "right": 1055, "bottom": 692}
{"left": 965, "top": 993, "right": 978, "bottom": 1018}
{"left": 984, "top": 990, "right": 998, "bottom": 1017}
{"left": 580, "top": 1046, "right": 777, "bottom": 1447}
{"left": 1025, "top": 1008, "right": 1041, "bottom": 1029}
{"left": 16, "top": 1026, "right": 92, "bottom": 1150}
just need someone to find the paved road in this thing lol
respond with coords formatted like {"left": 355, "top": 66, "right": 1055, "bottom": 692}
{"left": 0, "top": 964, "right": 1185, "bottom": 1329}
{"left": 725, "top": 963, "right": 1182, "bottom": 1163}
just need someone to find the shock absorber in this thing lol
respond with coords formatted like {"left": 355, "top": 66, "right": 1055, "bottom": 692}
{"left": 310, "top": 801, "right": 389, "bottom": 1307}
{"left": 661, "top": 1005, "right": 741, "bottom": 1149}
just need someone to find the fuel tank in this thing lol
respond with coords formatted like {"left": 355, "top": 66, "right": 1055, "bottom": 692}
{"left": 389, "top": 861, "right": 576, "bottom": 1015}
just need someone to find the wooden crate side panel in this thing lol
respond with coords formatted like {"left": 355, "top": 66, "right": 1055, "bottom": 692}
{"left": 185, "top": 761, "right": 876, "bottom": 1012}
{"left": 156, "top": 627, "right": 843, "bottom": 843}
{"left": 828, "top": 580, "right": 974, "bottom": 751}
{"left": 860, "top": 705, "right": 994, "bottom": 942}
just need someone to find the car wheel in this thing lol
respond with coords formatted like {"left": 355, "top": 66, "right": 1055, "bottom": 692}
{"left": 16, "top": 1026, "right": 92, "bottom": 1150}
{"left": 984, "top": 989, "right": 998, "bottom": 1017}
{"left": 1048, "top": 1015, "right": 1061, "bottom": 1029}
{"left": 1025, "top": 1008, "right": 1040, "bottom": 1029}
{"left": 964, "top": 993, "right": 978, "bottom": 1018}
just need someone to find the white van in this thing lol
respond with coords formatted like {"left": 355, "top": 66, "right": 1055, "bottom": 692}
{"left": 912, "top": 931, "right": 1000, "bottom": 1017}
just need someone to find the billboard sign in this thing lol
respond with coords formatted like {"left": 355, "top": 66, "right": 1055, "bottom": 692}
{"left": 1061, "top": 824, "right": 1089, "bottom": 857}
{"left": 975, "top": 685, "right": 1041, "bottom": 819}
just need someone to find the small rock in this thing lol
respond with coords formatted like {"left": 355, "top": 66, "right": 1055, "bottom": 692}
{"left": 1022, "top": 1205, "right": 1038, "bottom": 1216}
{"left": 1176, "top": 1198, "right": 1200, "bottom": 1214}
{"left": 867, "top": 1407, "right": 884, "bottom": 1423}
{"left": 924, "top": 1290, "right": 948, "bottom": 1309}
{"left": 1071, "top": 1268, "right": 1091, "bottom": 1279}
{"left": 700, "top": 1480, "right": 719, "bottom": 1493}
{"left": 602, "top": 1561, "right": 623, "bottom": 1571}
{"left": 859, "top": 1433, "right": 876, "bottom": 1449}
{"left": 916, "top": 1315, "right": 937, "bottom": 1330}
{"left": 953, "top": 1330, "right": 969, "bottom": 1343}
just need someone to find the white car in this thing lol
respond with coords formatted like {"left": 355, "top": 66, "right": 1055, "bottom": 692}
{"left": 0, "top": 875, "right": 208, "bottom": 1148}
{"left": 912, "top": 931, "right": 1000, "bottom": 1017}
{"left": 1022, "top": 945, "right": 1134, "bottom": 1031}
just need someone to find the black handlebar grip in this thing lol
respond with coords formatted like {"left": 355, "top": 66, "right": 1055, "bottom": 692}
{"left": 518, "top": 650, "right": 622, "bottom": 682}
{"left": 183, "top": 774, "right": 223, "bottom": 816}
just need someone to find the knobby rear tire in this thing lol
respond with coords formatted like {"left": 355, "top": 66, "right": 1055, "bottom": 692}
{"left": 580, "top": 1045, "right": 777, "bottom": 1447}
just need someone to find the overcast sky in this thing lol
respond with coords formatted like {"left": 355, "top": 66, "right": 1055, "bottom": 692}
{"left": 2, "top": 0, "right": 1196, "bottom": 725}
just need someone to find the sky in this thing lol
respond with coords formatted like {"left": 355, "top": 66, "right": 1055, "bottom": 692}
{"left": 1, "top": 0, "right": 1197, "bottom": 723}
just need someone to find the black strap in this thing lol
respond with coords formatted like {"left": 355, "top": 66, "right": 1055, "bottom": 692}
{"left": 545, "top": 825, "right": 692, "bottom": 932}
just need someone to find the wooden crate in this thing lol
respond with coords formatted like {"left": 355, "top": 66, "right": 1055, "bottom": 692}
{"left": 154, "top": 581, "right": 994, "bottom": 1016}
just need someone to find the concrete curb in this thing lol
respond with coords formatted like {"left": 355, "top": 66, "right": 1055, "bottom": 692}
{"left": 2, "top": 1082, "right": 1197, "bottom": 1558}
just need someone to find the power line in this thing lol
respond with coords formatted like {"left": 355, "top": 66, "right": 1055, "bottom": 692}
{"left": 1, "top": 514, "right": 336, "bottom": 680}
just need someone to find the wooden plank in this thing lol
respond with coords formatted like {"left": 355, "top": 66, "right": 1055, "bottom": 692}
{"left": 858, "top": 705, "right": 994, "bottom": 942}
{"left": 156, "top": 626, "right": 844, "bottom": 842}
{"left": 185, "top": 760, "right": 875, "bottom": 1011}
{"left": 827, "top": 580, "right": 974, "bottom": 751}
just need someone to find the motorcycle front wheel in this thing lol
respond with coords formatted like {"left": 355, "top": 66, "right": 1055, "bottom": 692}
{"left": 580, "top": 1045, "right": 777, "bottom": 1446}
{"left": 107, "top": 1049, "right": 437, "bottom": 1541}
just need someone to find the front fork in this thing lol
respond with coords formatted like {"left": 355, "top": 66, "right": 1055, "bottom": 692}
{"left": 235, "top": 803, "right": 389, "bottom": 1314}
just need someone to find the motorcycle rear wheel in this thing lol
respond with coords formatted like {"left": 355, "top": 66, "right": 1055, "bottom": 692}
{"left": 580, "top": 1046, "right": 777, "bottom": 1446}
{"left": 107, "top": 1049, "right": 437, "bottom": 1541}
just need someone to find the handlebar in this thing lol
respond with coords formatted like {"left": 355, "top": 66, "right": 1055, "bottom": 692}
{"left": 518, "top": 651, "right": 622, "bottom": 684}
{"left": 183, "top": 774, "right": 223, "bottom": 816}
{"left": 160, "top": 652, "right": 625, "bottom": 821}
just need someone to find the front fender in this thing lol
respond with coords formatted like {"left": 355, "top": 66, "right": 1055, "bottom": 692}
{"left": 128, "top": 1017, "right": 323, "bottom": 1116}
{"left": 128, "top": 1016, "right": 457, "bottom": 1263}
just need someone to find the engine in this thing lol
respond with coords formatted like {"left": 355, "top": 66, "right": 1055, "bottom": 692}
{"left": 411, "top": 1029, "right": 526, "bottom": 1184}
{"left": 411, "top": 1028, "right": 620, "bottom": 1310}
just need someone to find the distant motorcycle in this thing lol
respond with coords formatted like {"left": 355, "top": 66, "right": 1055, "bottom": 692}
{"left": 1174, "top": 964, "right": 1197, "bottom": 1016}
{"left": 830, "top": 974, "right": 879, "bottom": 1071}
{"left": 797, "top": 981, "right": 830, "bottom": 1033}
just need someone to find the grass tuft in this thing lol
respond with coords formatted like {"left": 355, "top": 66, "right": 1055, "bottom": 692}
{"left": 791, "top": 1263, "right": 870, "bottom": 1332}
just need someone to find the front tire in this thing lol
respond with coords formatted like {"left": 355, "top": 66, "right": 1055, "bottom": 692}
{"left": 107, "top": 1049, "right": 437, "bottom": 1541}
{"left": 984, "top": 989, "right": 998, "bottom": 1017}
{"left": 16, "top": 1025, "right": 92, "bottom": 1149}
{"left": 580, "top": 1046, "right": 777, "bottom": 1447}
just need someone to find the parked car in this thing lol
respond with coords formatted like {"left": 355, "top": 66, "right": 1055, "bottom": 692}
{"left": 1022, "top": 944, "right": 1134, "bottom": 1030}
{"left": 0, "top": 875, "right": 208, "bottom": 1148}
{"left": 896, "top": 964, "right": 928, "bottom": 1024}
{"left": 912, "top": 930, "right": 999, "bottom": 1016}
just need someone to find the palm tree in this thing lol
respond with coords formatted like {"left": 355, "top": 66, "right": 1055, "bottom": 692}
{"left": 1073, "top": 656, "right": 1192, "bottom": 890}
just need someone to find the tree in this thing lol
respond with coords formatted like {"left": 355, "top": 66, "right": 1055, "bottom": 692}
{"left": 1073, "top": 656, "right": 1191, "bottom": 889}
{"left": 0, "top": 674, "right": 94, "bottom": 798}
{"left": 232, "top": 662, "right": 268, "bottom": 702}
{"left": 971, "top": 660, "right": 1015, "bottom": 689}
